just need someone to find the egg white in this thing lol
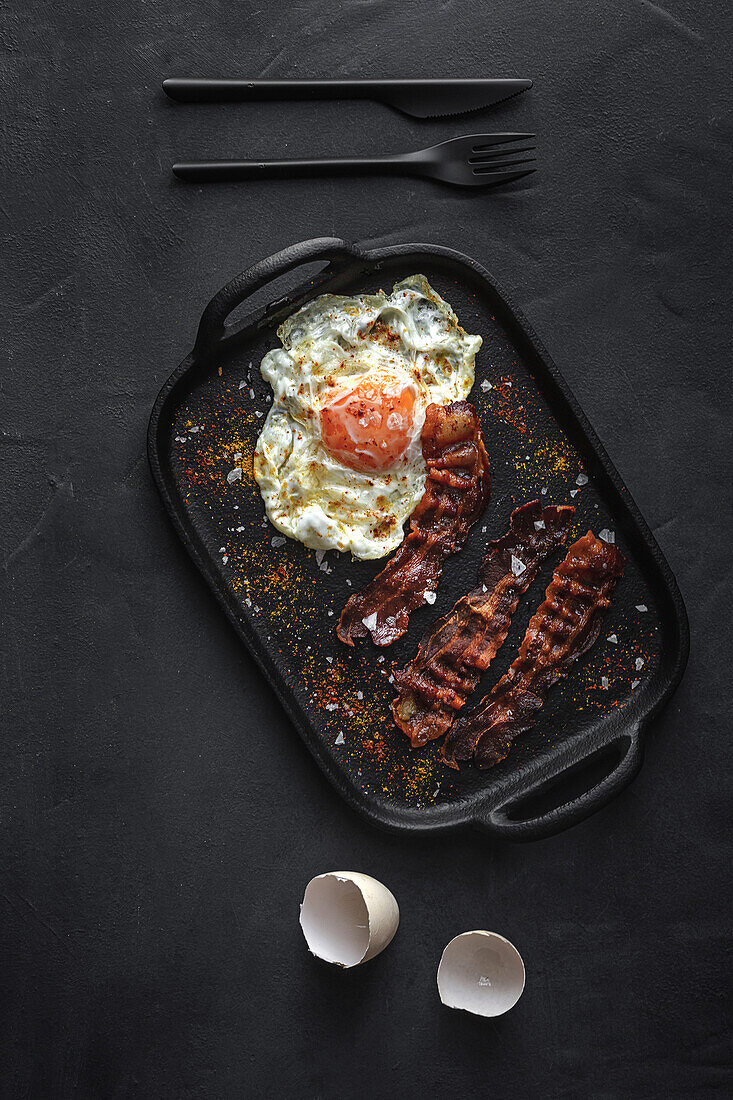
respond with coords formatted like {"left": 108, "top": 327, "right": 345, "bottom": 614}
{"left": 253, "top": 275, "right": 481, "bottom": 560}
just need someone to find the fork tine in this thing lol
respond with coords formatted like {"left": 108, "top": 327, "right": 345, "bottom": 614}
{"left": 472, "top": 157, "right": 537, "bottom": 174}
{"left": 476, "top": 167, "right": 537, "bottom": 187}
{"left": 470, "top": 133, "right": 535, "bottom": 152}
{"left": 469, "top": 146, "right": 536, "bottom": 163}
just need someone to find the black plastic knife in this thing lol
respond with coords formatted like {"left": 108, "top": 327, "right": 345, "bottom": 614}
{"left": 162, "top": 78, "right": 532, "bottom": 118}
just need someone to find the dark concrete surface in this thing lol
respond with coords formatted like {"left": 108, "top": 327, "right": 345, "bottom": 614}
{"left": 2, "top": 0, "right": 731, "bottom": 1096}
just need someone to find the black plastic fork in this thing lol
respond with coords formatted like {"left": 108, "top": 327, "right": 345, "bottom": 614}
{"left": 172, "top": 134, "right": 536, "bottom": 189}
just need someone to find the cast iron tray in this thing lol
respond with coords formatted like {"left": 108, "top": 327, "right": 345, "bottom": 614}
{"left": 148, "top": 237, "right": 688, "bottom": 841}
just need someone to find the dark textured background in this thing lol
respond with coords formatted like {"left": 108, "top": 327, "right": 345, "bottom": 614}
{"left": 2, "top": 0, "right": 731, "bottom": 1096}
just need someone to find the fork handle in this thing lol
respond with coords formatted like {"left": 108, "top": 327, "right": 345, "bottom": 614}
{"left": 172, "top": 157, "right": 411, "bottom": 182}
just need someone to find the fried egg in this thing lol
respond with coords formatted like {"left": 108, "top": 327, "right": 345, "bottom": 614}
{"left": 253, "top": 275, "right": 481, "bottom": 560}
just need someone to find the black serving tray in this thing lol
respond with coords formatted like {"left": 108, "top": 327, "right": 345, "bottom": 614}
{"left": 148, "top": 238, "right": 688, "bottom": 840}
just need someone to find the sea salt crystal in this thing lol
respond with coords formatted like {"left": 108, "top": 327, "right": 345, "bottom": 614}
{"left": 255, "top": 410, "right": 263, "bottom": 418}
{"left": 234, "top": 452, "right": 242, "bottom": 461}
{"left": 607, "top": 634, "right": 618, "bottom": 644}
{"left": 576, "top": 472, "right": 589, "bottom": 486}
{"left": 541, "top": 487, "right": 547, "bottom": 495}
{"left": 239, "top": 380, "right": 246, "bottom": 389}
{"left": 599, "top": 528, "right": 615, "bottom": 544}
{"left": 511, "top": 554, "right": 526, "bottom": 577}
{"left": 219, "top": 547, "right": 226, "bottom": 553}
{"left": 249, "top": 388, "right": 255, "bottom": 400}
{"left": 190, "top": 426, "right": 200, "bottom": 433}
{"left": 356, "top": 691, "right": 363, "bottom": 701}
{"left": 271, "top": 537, "right": 285, "bottom": 548}
{"left": 482, "top": 526, "right": 488, "bottom": 533}
{"left": 570, "top": 489, "right": 579, "bottom": 498}
{"left": 227, "top": 467, "right": 242, "bottom": 483}
{"left": 362, "top": 613, "right": 378, "bottom": 631}
{"left": 534, "top": 519, "right": 546, "bottom": 530}
{"left": 222, "top": 555, "right": 228, "bottom": 565}
{"left": 346, "top": 579, "right": 352, "bottom": 586}
{"left": 423, "top": 590, "right": 437, "bottom": 605}
{"left": 635, "top": 657, "right": 645, "bottom": 671}
{"left": 480, "top": 379, "right": 493, "bottom": 392}
{"left": 316, "top": 550, "right": 325, "bottom": 566}
{"left": 601, "top": 676, "right": 609, "bottom": 690}
{"left": 335, "top": 733, "right": 345, "bottom": 745}
{"left": 325, "top": 703, "right": 338, "bottom": 712}
{"left": 631, "top": 680, "right": 640, "bottom": 690}
{"left": 236, "top": 526, "right": 245, "bottom": 532}
{"left": 636, "top": 604, "right": 648, "bottom": 612}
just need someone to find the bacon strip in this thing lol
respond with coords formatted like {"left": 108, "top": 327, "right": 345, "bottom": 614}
{"left": 337, "top": 401, "right": 491, "bottom": 647}
{"left": 391, "top": 501, "right": 576, "bottom": 748}
{"left": 442, "top": 530, "right": 625, "bottom": 769}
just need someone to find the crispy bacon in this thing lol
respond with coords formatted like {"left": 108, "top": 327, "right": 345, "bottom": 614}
{"left": 442, "top": 530, "right": 625, "bottom": 769}
{"left": 391, "top": 501, "right": 576, "bottom": 747}
{"left": 337, "top": 401, "right": 491, "bottom": 647}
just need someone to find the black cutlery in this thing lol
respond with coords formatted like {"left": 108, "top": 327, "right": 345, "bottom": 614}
{"left": 162, "top": 78, "right": 532, "bottom": 118}
{"left": 172, "top": 134, "right": 536, "bottom": 189}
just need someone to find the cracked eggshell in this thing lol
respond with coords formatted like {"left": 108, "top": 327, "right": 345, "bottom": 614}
{"left": 437, "top": 931, "right": 525, "bottom": 1017}
{"left": 299, "top": 871, "right": 399, "bottom": 967}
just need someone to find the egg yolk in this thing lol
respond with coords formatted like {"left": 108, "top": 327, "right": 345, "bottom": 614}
{"left": 320, "top": 373, "right": 419, "bottom": 472}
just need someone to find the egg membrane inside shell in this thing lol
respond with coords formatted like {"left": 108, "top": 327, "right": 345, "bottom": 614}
{"left": 253, "top": 275, "right": 481, "bottom": 560}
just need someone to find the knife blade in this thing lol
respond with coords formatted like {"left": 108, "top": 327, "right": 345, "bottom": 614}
{"left": 162, "top": 78, "right": 532, "bottom": 118}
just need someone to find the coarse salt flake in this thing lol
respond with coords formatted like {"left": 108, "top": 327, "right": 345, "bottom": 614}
{"left": 570, "top": 489, "right": 579, "bottom": 498}
{"left": 534, "top": 519, "right": 546, "bottom": 530}
{"left": 599, "top": 528, "right": 615, "bottom": 544}
{"left": 631, "top": 679, "right": 640, "bottom": 689}
{"left": 227, "top": 467, "right": 242, "bottom": 483}
{"left": 423, "top": 590, "right": 437, "bottom": 605}
{"left": 636, "top": 604, "right": 648, "bottom": 612}
{"left": 607, "top": 633, "right": 618, "bottom": 644}
{"left": 635, "top": 657, "right": 645, "bottom": 671}
{"left": 271, "top": 537, "right": 285, "bottom": 548}
{"left": 601, "top": 676, "right": 609, "bottom": 690}
{"left": 511, "top": 554, "right": 526, "bottom": 576}
{"left": 576, "top": 472, "right": 589, "bottom": 486}
{"left": 480, "top": 379, "right": 493, "bottom": 391}
{"left": 335, "top": 733, "right": 345, "bottom": 745}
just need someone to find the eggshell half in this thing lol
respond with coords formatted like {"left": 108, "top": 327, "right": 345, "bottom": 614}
{"left": 437, "top": 931, "right": 525, "bottom": 1017}
{"left": 299, "top": 871, "right": 399, "bottom": 967}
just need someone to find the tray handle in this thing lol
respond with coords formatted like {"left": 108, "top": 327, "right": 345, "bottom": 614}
{"left": 194, "top": 237, "right": 364, "bottom": 354}
{"left": 476, "top": 725, "right": 644, "bottom": 841}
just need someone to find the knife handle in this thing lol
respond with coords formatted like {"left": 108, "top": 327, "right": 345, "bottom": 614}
{"left": 163, "top": 79, "right": 389, "bottom": 103}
